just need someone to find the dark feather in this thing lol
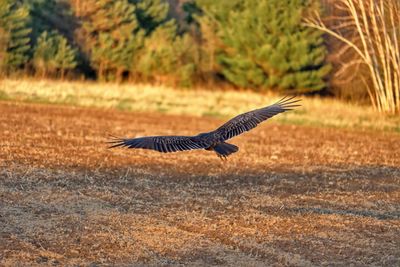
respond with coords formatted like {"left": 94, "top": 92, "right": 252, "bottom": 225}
{"left": 213, "top": 142, "right": 239, "bottom": 157}
{"left": 108, "top": 135, "right": 205, "bottom": 153}
{"left": 108, "top": 96, "right": 300, "bottom": 156}
{"left": 214, "top": 95, "right": 301, "bottom": 141}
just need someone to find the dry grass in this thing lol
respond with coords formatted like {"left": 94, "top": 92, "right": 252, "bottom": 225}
{"left": 1, "top": 78, "right": 400, "bottom": 132}
{"left": 0, "top": 101, "right": 399, "bottom": 266}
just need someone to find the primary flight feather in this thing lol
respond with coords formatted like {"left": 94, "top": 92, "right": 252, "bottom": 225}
{"left": 108, "top": 96, "right": 300, "bottom": 159}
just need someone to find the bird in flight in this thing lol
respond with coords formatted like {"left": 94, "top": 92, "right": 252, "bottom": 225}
{"left": 109, "top": 96, "right": 300, "bottom": 159}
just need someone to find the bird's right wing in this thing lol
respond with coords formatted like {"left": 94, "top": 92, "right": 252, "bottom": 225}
{"left": 108, "top": 135, "right": 206, "bottom": 153}
{"left": 214, "top": 96, "right": 300, "bottom": 141}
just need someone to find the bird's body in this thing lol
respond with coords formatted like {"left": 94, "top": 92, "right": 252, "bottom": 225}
{"left": 109, "top": 96, "right": 300, "bottom": 159}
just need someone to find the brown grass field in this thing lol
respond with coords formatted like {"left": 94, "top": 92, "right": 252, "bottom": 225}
{"left": 1, "top": 99, "right": 399, "bottom": 266}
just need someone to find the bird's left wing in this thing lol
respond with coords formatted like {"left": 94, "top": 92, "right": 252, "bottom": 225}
{"left": 214, "top": 96, "right": 300, "bottom": 141}
{"left": 108, "top": 135, "right": 206, "bottom": 153}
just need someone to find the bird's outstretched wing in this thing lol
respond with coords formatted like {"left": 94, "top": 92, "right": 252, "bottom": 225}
{"left": 214, "top": 96, "right": 300, "bottom": 141}
{"left": 108, "top": 135, "right": 206, "bottom": 153}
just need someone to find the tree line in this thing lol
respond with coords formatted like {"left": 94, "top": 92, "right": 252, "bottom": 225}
{"left": 1, "top": 0, "right": 331, "bottom": 93}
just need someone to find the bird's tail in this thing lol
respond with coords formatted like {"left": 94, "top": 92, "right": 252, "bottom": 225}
{"left": 213, "top": 142, "right": 239, "bottom": 159}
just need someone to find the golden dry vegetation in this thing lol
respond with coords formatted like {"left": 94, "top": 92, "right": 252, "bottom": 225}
{"left": 0, "top": 94, "right": 399, "bottom": 266}
{"left": 1, "top": 79, "right": 400, "bottom": 132}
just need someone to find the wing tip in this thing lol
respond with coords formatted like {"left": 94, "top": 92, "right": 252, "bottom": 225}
{"left": 275, "top": 95, "right": 302, "bottom": 109}
{"left": 106, "top": 135, "right": 127, "bottom": 149}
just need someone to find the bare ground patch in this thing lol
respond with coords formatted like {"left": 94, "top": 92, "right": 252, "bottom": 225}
{"left": 0, "top": 101, "right": 399, "bottom": 266}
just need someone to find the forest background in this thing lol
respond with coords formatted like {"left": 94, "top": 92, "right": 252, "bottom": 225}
{"left": 0, "top": 0, "right": 399, "bottom": 114}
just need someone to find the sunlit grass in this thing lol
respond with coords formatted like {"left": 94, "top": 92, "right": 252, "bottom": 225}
{"left": 2, "top": 82, "right": 399, "bottom": 266}
{"left": 1, "top": 78, "right": 399, "bottom": 132}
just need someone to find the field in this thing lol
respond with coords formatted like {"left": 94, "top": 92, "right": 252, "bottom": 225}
{"left": 1, "top": 79, "right": 400, "bottom": 132}
{"left": 0, "top": 82, "right": 400, "bottom": 266}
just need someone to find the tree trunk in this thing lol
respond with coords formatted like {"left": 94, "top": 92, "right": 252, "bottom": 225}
{"left": 116, "top": 67, "right": 123, "bottom": 83}
{"left": 98, "top": 62, "right": 104, "bottom": 81}
{"left": 42, "top": 68, "right": 47, "bottom": 79}
{"left": 60, "top": 68, "right": 65, "bottom": 80}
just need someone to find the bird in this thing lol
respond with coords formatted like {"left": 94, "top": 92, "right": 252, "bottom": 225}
{"left": 108, "top": 96, "right": 300, "bottom": 159}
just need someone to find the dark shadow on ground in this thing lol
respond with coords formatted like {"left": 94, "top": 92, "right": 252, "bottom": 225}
{"left": 1, "top": 164, "right": 400, "bottom": 266}
{"left": 285, "top": 207, "right": 399, "bottom": 220}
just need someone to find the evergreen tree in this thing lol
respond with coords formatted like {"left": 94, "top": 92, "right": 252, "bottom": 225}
{"left": 0, "top": 0, "right": 31, "bottom": 72}
{"left": 74, "top": 0, "right": 143, "bottom": 81}
{"left": 33, "top": 30, "right": 77, "bottom": 78}
{"left": 196, "top": 0, "right": 331, "bottom": 93}
{"left": 136, "top": 21, "right": 197, "bottom": 87}
{"left": 128, "top": 0, "right": 198, "bottom": 86}
{"left": 53, "top": 34, "right": 78, "bottom": 79}
{"left": 23, "top": 0, "right": 78, "bottom": 43}
{"left": 0, "top": 27, "right": 9, "bottom": 72}
{"left": 33, "top": 31, "right": 55, "bottom": 77}
{"left": 20, "top": 0, "right": 56, "bottom": 39}
{"left": 191, "top": 8, "right": 221, "bottom": 84}
{"left": 130, "top": 0, "right": 170, "bottom": 34}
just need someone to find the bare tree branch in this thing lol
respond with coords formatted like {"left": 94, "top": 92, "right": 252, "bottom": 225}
{"left": 305, "top": 0, "right": 400, "bottom": 114}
